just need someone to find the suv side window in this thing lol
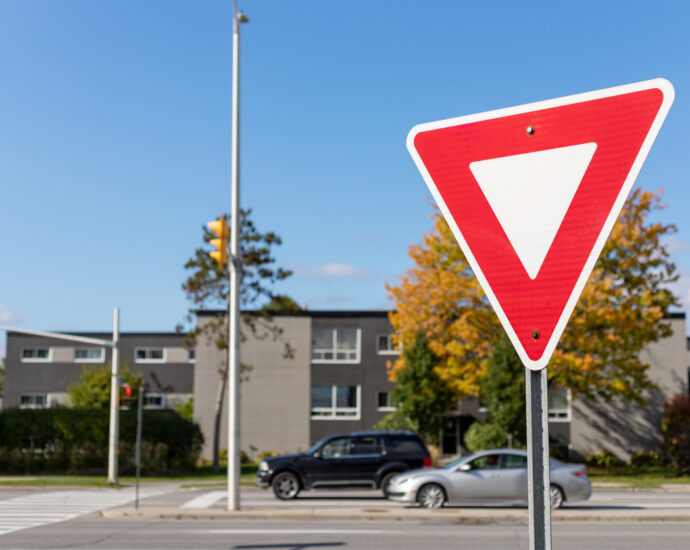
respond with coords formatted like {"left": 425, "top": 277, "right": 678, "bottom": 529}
{"left": 320, "top": 437, "right": 351, "bottom": 458}
{"left": 384, "top": 435, "right": 425, "bottom": 455}
{"left": 350, "top": 436, "right": 381, "bottom": 455}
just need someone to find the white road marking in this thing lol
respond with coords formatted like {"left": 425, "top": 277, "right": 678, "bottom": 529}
{"left": 181, "top": 490, "right": 227, "bottom": 509}
{"left": 204, "top": 529, "right": 399, "bottom": 534}
{"left": 0, "top": 489, "right": 168, "bottom": 536}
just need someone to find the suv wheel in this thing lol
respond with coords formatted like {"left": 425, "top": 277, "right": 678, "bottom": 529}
{"left": 380, "top": 471, "right": 401, "bottom": 497}
{"left": 417, "top": 483, "right": 445, "bottom": 509}
{"left": 273, "top": 472, "right": 300, "bottom": 500}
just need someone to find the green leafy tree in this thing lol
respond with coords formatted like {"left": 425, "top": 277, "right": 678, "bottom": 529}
{"left": 67, "top": 363, "right": 143, "bottom": 408}
{"left": 376, "top": 331, "right": 455, "bottom": 445}
{"left": 479, "top": 334, "right": 527, "bottom": 447}
{"left": 181, "top": 208, "right": 295, "bottom": 470}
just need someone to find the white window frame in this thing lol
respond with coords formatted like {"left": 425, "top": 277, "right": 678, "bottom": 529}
{"left": 311, "top": 385, "right": 361, "bottom": 420}
{"left": 376, "top": 334, "right": 400, "bottom": 355}
{"left": 20, "top": 347, "right": 52, "bottom": 363}
{"left": 311, "top": 328, "right": 361, "bottom": 364}
{"left": 18, "top": 393, "right": 49, "bottom": 409}
{"left": 143, "top": 392, "right": 166, "bottom": 410}
{"left": 134, "top": 347, "right": 166, "bottom": 364}
{"left": 548, "top": 387, "right": 572, "bottom": 422}
{"left": 188, "top": 348, "right": 196, "bottom": 363}
{"left": 73, "top": 347, "right": 106, "bottom": 363}
{"left": 376, "top": 391, "right": 396, "bottom": 412}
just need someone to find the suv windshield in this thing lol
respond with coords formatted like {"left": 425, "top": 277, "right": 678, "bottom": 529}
{"left": 307, "top": 438, "right": 328, "bottom": 454}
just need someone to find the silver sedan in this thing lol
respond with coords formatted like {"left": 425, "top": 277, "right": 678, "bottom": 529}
{"left": 386, "top": 449, "right": 591, "bottom": 509}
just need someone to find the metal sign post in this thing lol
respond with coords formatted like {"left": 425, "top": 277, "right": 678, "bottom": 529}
{"left": 135, "top": 381, "right": 144, "bottom": 511}
{"left": 526, "top": 367, "right": 551, "bottom": 550}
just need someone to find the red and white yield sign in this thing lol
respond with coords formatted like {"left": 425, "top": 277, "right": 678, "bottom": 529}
{"left": 407, "top": 79, "right": 674, "bottom": 370}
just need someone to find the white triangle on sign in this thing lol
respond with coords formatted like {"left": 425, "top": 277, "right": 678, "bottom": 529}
{"left": 469, "top": 142, "right": 597, "bottom": 279}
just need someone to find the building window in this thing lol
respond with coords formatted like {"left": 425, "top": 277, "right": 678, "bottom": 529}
{"left": 144, "top": 393, "right": 166, "bottom": 409}
{"left": 548, "top": 387, "right": 571, "bottom": 421}
{"left": 376, "top": 334, "right": 399, "bottom": 355}
{"left": 18, "top": 393, "right": 48, "bottom": 408}
{"left": 377, "top": 391, "right": 395, "bottom": 411}
{"left": 73, "top": 347, "right": 105, "bottom": 363}
{"left": 20, "top": 347, "right": 52, "bottom": 362}
{"left": 134, "top": 347, "right": 165, "bottom": 363}
{"left": 311, "top": 385, "right": 361, "bottom": 419}
{"left": 311, "top": 328, "right": 360, "bottom": 363}
{"left": 188, "top": 349, "right": 196, "bottom": 363}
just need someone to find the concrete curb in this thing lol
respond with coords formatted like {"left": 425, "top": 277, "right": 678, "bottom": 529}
{"left": 101, "top": 506, "right": 690, "bottom": 524}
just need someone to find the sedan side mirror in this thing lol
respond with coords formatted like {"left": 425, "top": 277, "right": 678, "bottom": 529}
{"left": 458, "top": 463, "right": 471, "bottom": 472}
{"left": 312, "top": 451, "right": 322, "bottom": 459}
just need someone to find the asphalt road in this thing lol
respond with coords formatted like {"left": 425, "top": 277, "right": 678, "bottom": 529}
{"left": 1, "top": 517, "right": 690, "bottom": 549}
{"left": 1, "top": 485, "right": 689, "bottom": 549}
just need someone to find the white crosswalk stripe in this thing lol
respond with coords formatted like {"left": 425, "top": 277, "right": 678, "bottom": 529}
{"left": 0, "top": 489, "right": 168, "bottom": 536}
{"left": 181, "top": 490, "right": 226, "bottom": 508}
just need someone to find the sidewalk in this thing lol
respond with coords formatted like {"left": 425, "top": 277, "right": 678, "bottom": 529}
{"left": 102, "top": 501, "right": 690, "bottom": 524}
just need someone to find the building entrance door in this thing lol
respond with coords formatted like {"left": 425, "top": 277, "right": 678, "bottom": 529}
{"left": 442, "top": 417, "right": 459, "bottom": 455}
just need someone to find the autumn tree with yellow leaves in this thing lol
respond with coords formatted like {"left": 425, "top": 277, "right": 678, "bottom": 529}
{"left": 387, "top": 188, "right": 679, "bottom": 405}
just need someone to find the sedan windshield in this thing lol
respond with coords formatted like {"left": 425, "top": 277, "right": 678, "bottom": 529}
{"left": 443, "top": 457, "right": 470, "bottom": 469}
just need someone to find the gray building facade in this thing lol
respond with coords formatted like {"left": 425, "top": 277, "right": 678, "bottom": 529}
{"left": 4, "top": 332, "right": 193, "bottom": 410}
{"left": 4, "top": 311, "right": 687, "bottom": 464}
{"left": 193, "top": 310, "right": 399, "bottom": 461}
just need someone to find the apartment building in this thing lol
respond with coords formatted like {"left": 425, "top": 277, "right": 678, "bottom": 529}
{"left": 3, "top": 332, "right": 193, "bottom": 410}
{"left": 4, "top": 311, "right": 687, "bottom": 463}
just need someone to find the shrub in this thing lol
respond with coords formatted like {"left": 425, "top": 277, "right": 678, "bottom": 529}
{"left": 464, "top": 422, "right": 507, "bottom": 452}
{"left": 629, "top": 450, "right": 662, "bottom": 468}
{"left": 256, "top": 450, "right": 280, "bottom": 462}
{"left": 661, "top": 393, "right": 690, "bottom": 474}
{"left": 0, "top": 408, "right": 203, "bottom": 475}
{"left": 585, "top": 450, "right": 625, "bottom": 468}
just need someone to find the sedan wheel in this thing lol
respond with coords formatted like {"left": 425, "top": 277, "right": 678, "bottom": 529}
{"left": 417, "top": 483, "right": 446, "bottom": 509}
{"left": 550, "top": 485, "right": 564, "bottom": 509}
{"left": 380, "top": 471, "right": 401, "bottom": 497}
{"left": 273, "top": 472, "right": 300, "bottom": 500}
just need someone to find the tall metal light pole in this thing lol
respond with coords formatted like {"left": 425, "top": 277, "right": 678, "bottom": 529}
{"left": 227, "top": 0, "right": 248, "bottom": 512}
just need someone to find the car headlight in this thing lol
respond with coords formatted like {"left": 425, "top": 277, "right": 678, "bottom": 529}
{"left": 395, "top": 477, "right": 410, "bottom": 485}
{"left": 258, "top": 460, "right": 269, "bottom": 471}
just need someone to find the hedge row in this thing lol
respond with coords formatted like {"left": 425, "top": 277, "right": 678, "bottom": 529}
{"left": 0, "top": 408, "right": 203, "bottom": 475}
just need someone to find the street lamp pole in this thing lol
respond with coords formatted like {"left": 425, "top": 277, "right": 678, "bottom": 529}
{"left": 227, "top": 0, "right": 248, "bottom": 512}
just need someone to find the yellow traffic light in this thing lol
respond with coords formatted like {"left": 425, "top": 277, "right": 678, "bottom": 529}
{"left": 207, "top": 217, "right": 229, "bottom": 266}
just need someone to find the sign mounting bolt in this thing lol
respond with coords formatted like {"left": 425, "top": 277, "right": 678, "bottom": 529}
{"left": 526, "top": 125, "right": 535, "bottom": 136}
{"left": 530, "top": 329, "right": 540, "bottom": 340}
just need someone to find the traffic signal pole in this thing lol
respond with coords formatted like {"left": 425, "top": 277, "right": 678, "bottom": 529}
{"left": 107, "top": 307, "right": 121, "bottom": 484}
{"left": 0, "top": 306, "right": 122, "bottom": 484}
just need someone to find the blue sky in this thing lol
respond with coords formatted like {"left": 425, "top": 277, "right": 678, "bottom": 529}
{"left": 1, "top": 0, "right": 690, "bottom": 358}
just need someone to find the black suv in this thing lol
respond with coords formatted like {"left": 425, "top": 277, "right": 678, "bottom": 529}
{"left": 256, "top": 430, "right": 431, "bottom": 500}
